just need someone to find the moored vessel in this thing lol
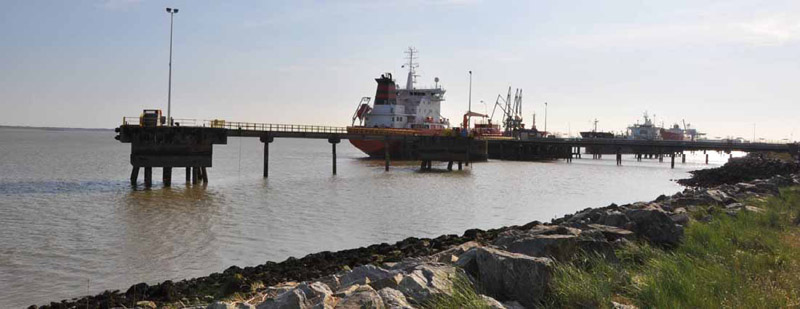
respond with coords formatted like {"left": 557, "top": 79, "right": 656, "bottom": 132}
{"left": 348, "top": 48, "right": 450, "bottom": 158}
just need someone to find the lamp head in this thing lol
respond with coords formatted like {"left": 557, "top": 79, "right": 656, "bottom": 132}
{"left": 166, "top": 7, "right": 172, "bottom": 13}
{"left": 174, "top": 8, "right": 179, "bottom": 13}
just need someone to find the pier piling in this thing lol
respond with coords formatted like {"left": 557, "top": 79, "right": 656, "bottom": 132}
{"left": 144, "top": 167, "right": 152, "bottom": 187}
{"left": 447, "top": 161, "right": 453, "bottom": 171}
{"left": 682, "top": 152, "right": 686, "bottom": 164}
{"left": 130, "top": 166, "right": 140, "bottom": 186}
{"left": 261, "top": 136, "right": 274, "bottom": 178}
{"left": 329, "top": 137, "right": 340, "bottom": 175}
{"left": 163, "top": 167, "right": 172, "bottom": 187}
{"left": 185, "top": 167, "right": 190, "bottom": 182}
{"left": 384, "top": 140, "right": 390, "bottom": 171}
{"left": 201, "top": 167, "right": 208, "bottom": 183}
{"left": 671, "top": 153, "right": 676, "bottom": 169}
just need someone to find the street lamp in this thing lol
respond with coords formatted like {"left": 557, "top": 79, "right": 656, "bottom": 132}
{"left": 166, "top": 7, "right": 179, "bottom": 126}
{"left": 468, "top": 71, "right": 472, "bottom": 128}
{"left": 544, "top": 102, "right": 548, "bottom": 134}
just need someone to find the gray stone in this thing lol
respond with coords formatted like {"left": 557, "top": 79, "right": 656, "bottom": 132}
{"left": 670, "top": 212, "right": 690, "bottom": 225}
{"left": 237, "top": 304, "right": 256, "bottom": 309}
{"left": 468, "top": 247, "right": 553, "bottom": 308}
{"left": 340, "top": 265, "right": 397, "bottom": 288}
{"left": 377, "top": 288, "right": 413, "bottom": 309}
{"left": 625, "top": 206, "right": 684, "bottom": 247}
{"left": 334, "top": 285, "right": 384, "bottom": 309}
{"left": 586, "top": 224, "right": 635, "bottom": 242}
{"left": 256, "top": 282, "right": 336, "bottom": 309}
{"left": 480, "top": 295, "right": 506, "bottom": 309}
{"left": 396, "top": 263, "right": 458, "bottom": 305}
{"left": 612, "top": 301, "right": 639, "bottom": 309}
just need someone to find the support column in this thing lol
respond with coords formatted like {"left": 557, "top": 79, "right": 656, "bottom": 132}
{"left": 659, "top": 154, "right": 664, "bottom": 162}
{"left": 458, "top": 161, "right": 463, "bottom": 170}
{"left": 192, "top": 166, "right": 199, "bottom": 184}
{"left": 186, "top": 167, "right": 191, "bottom": 182}
{"left": 427, "top": 161, "right": 432, "bottom": 170}
{"left": 671, "top": 153, "right": 676, "bottom": 169}
{"left": 616, "top": 149, "right": 622, "bottom": 166}
{"left": 144, "top": 167, "right": 152, "bottom": 187}
{"left": 447, "top": 161, "right": 453, "bottom": 171}
{"left": 261, "top": 135, "right": 274, "bottom": 178}
{"left": 329, "top": 137, "right": 340, "bottom": 175}
{"left": 682, "top": 152, "right": 686, "bottom": 164}
{"left": 130, "top": 166, "right": 140, "bottom": 186}
{"left": 163, "top": 167, "right": 172, "bottom": 187}
{"left": 201, "top": 167, "right": 208, "bottom": 183}
{"left": 384, "top": 139, "right": 390, "bottom": 171}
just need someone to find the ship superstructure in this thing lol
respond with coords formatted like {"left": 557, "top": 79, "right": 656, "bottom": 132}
{"left": 627, "top": 112, "right": 660, "bottom": 140}
{"left": 355, "top": 47, "right": 449, "bottom": 131}
{"left": 349, "top": 48, "right": 450, "bottom": 157}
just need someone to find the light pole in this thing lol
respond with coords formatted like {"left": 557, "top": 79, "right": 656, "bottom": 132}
{"left": 468, "top": 70, "right": 472, "bottom": 129}
{"left": 166, "top": 7, "right": 179, "bottom": 126}
{"left": 544, "top": 102, "right": 548, "bottom": 134}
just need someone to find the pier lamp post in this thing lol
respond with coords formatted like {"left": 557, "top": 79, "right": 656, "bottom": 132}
{"left": 468, "top": 71, "right": 473, "bottom": 129}
{"left": 544, "top": 102, "right": 548, "bottom": 135}
{"left": 166, "top": 7, "right": 179, "bottom": 126}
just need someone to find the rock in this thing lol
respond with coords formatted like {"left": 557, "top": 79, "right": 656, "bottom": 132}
{"left": 480, "top": 295, "right": 506, "bottom": 309}
{"left": 429, "top": 241, "right": 481, "bottom": 264}
{"left": 670, "top": 212, "right": 690, "bottom": 225}
{"left": 502, "top": 301, "right": 526, "bottom": 309}
{"left": 586, "top": 224, "right": 635, "bottom": 242}
{"left": 377, "top": 288, "right": 413, "bottom": 309}
{"left": 612, "top": 301, "right": 638, "bottom": 309}
{"left": 625, "top": 206, "right": 684, "bottom": 248}
{"left": 368, "top": 273, "right": 404, "bottom": 291}
{"left": 334, "top": 285, "right": 383, "bottom": 309}
{"left": 467, "top": 247, "right": 553, "bottom": 308}
{"left": 396, "top": 263, "right": 458, "bottom": 305}
{"left": 135, "top": 301, "right": 157, "bottom": 309}
{"left": 340, "top": 265, "right": 397, "bottom": 288}
{"left": 237, "top": 304, "right": 256, "bottom": 309}
{"left": 256, "top": 282, "right": 336, "bottom": 309}
{"left": 318, "top": 275, "right": 342, "bottom": 293}
{"left": 494, "top": 225, "right": 617, "bottom": 262}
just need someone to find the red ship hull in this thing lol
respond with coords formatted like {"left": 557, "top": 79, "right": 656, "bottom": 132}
{"left": 659, "top": 128, "right": 684, "bottom": 141}
{"left": 348, "top": 139, "right": 406, "bottom": 158}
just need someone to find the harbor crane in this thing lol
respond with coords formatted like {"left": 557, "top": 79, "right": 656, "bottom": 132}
{"left": 490, "top": 87, "right": 525, "bottom": 134}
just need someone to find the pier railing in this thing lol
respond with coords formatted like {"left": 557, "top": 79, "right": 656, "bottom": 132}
{"left": 204, "top": 121, "right": 347, "bottom": 133}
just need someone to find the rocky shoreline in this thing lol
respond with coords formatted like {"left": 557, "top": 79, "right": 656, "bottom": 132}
{"left": 34, "top": 155, "right": 800, "bottom": 309}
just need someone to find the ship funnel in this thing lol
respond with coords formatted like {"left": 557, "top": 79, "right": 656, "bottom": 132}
{"left": 374, "top": 73, "right": 397, "bottom": 105}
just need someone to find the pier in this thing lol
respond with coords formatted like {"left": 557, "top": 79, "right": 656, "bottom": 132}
{"left": 115, "top": 118, "right": 799, "bottom": 187}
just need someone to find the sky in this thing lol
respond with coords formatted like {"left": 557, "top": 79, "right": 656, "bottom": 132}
{"left": 0, "top": 0, "right": 798, "bottom": 141}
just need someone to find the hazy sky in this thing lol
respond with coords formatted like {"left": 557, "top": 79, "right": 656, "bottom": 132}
{"left": 1, "top": 0, "right": 798, "bottom": 140}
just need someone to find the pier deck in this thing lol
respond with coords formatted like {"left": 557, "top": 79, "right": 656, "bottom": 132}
{"left": 116, "top": 118, "right": 799, "bottom": 186}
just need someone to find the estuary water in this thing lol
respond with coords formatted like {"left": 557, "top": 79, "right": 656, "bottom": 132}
{"left": 0, "top": 127, "right": 734, "bottom": 307}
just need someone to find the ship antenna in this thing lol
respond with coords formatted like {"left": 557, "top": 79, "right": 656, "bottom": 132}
{"left": 401, "top": 47, "right": 419, "bottom": 90}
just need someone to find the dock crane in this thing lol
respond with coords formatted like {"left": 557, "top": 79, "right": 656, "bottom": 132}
{"left": 490, "top": 87, "right": 525, "bottom": 134}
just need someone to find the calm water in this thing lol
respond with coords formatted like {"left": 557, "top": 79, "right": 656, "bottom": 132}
{"left": 0, "top": 128, "right": 734, "bottom": 307}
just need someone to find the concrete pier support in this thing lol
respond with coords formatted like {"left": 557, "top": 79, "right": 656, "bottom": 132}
{"left": 201, "top": 167, "right": 208, "bottom": 183}
{"left": 616, "top": 150, "right": 622, "bottom": 166}
{"left": 671, "top": 153, "right": 676, "bottom": 169}
{"left": 447, "top": 161, "right": 453, "bottom": 171}
{"left": 659, "top": 154, "right": 664, "bottom": 162}
{"left": 144, "top": 167, "right": 152, "bottom": 187}
{"left": 163, "top": 167, "right": 172, "bottom": 187}
{"left": 329, "top": 137, "right": 340, "bottom": 175}
{"left": 384, "top": 140, "right": 390, "bottom": 171}
{"left": 261, "top": 135, "right": 274, "bottom": 178}
{"left": 682, "top": 153, "right": 686, "bottom": 164}
{"left": 706, "top": 153, "right": 709, "bottom": 164}
{"left": 130, "top": 166, "right": 140, "bottom": 185}
{"left": 191, "top": 166, "right": 199, "bottom": 184}
{"left": 186, "top": 167, "right": 191, "bottom": 182}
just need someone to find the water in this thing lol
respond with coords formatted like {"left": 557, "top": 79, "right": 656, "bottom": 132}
{"left": 0, "top": 127, "right": 734, "bottom": 308}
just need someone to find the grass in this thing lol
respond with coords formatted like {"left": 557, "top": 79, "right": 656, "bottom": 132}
{"left": 546, "top": 186, "right": 800, "bottom": 309}
{"left": 423, "top": 274, "right": 492, "bottom": 309}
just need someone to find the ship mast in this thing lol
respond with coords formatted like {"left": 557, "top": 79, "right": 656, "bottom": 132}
{"left": 402, "top": 47, "right": 419, "bottom": 90}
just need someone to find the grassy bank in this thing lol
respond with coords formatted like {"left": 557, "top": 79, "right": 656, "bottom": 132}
{"left": 548, "top": 186, "right": 800, "bottom": 308}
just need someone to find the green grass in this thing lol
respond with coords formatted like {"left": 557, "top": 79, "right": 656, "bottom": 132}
{"left": 423, "top": 274, "right": 492, "bottom": 309}
{"left": 547, "top": 186, "right": 800, "bottom": 309}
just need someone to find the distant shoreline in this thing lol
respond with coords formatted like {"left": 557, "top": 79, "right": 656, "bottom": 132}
{"left": 0, "top": 125, "right": 113, "bottom": 132}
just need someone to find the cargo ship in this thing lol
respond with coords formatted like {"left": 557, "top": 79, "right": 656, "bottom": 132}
{"left": 580, "top": 119, "right": 615, "bottom": 139}
{"left": 348, "top": 48, "right": 451, "bottom": 158}
{"left": 627, "top": 112, "right": 660, "bottom": 140}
